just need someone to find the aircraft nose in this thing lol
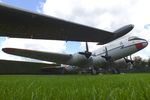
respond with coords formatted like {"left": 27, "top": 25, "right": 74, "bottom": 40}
{"left": 135, "top": 40, "right": 148, "bottom": 49}
{"left": 142, "top": 40, "right": 148, "bottom": 47}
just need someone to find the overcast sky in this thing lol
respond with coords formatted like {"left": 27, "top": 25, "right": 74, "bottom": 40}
{"left": 0, "top": 0, "right": 150, "bottom": 61}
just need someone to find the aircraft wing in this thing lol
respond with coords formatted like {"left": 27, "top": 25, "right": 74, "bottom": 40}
{"left": 0, "top": 59, "right": 67, "bottom": 74}
{"left": 0, "top": 3, "right": 116, "bottom": 44}
{"left": 2, "top": 48, "right": 72, "bottom": 64}
{"left": 0, "top": 59, "right": 59, "bottom": 67}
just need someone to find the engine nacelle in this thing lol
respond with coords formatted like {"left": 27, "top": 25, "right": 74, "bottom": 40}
{"left": 113, "top": 24, "right": 134, "bottom": 39}
{"left": 62, "top": 65, "right": 78, "bottom": 72}
{"left": 67, "top": 53, "right": 88, "bottom": 67}
{"left": 114, "top": 58, "right": 127, "bottom": 65}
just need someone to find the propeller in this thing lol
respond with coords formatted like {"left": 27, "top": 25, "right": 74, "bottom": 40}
{"left": 124, "top": 55, "right": 134, "bottom": 64}
{"left": 101, "top": 47, "right": 112, "bottom": 61}
{"left": 79, "top": 42, "right": 92, "bottom": 59}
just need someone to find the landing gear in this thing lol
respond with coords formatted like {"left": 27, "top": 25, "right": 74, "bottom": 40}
{"left": 78, "top": 67, "right": 100, "bottom": 75}
{"left": 105, "top": 60, "right": 121, "bottom": 74}
{"left": 90, "top": 67, "right": 99, "bottom": 75}
{"left": 110, "top": 68, "right": 120, "bottom": 74}
{"left": 91, "top": 68, "right": 97, "bottom": 75}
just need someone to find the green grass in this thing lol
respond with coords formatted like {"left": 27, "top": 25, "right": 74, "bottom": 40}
{"left": 0, "top": 74, "right": 150, "bottom": 100}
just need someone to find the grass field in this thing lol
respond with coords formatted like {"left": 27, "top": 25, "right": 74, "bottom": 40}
{"left": 0, "top": 74, "right": 150, "bottom": 100}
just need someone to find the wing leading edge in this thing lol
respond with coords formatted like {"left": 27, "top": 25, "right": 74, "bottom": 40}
{"left": 0, "top": 3, "right": 116, "bottom": 44}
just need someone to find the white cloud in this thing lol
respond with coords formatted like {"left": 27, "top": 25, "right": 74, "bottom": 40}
{"left": 1, "top": 38, "right": 66, "bottom": 61}
{"left": 43, "top": 0, "right": 135, "bottom": 30}
{"left": 2, "top": 38, "right": 66, "bottom": 52}
{"left": 1, "top": 0, "right": 67, "bottom": 61}
{"left": 80, "top": 42, "right": 102, "bottom": 52}
{"left": 36, "top": 1, "right": 45, "bottom": 13}
{"left": 42, "top": 0, "right": 150, "bottom": 59}
{"left": 1, "top": 0, "right": 150, "bottom": 61}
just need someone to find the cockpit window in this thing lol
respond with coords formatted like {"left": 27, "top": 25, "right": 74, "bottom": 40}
{"left": 128, "top": 36, "right": 144, "bottom": 41}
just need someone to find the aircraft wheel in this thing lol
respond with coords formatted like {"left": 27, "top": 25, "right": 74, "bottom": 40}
{"left": 111, "top": 68, "right": 120, "bottom": 74}
{"left": 78, "top": 70, "right": 82, "bottom": 74}
{"left": 91, "top": 67, "right": 99, "bottom": 75}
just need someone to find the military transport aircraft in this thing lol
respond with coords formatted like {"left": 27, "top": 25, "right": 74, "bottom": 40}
{"left": 0, "top": 3, "right": 148, "bottom": 74}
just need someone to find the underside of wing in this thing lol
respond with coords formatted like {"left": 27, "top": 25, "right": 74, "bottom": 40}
{"left": 0, "top": 3, "right": 115, "bottom": 44}
{"left": 0, "top": 59, "right": 60, "bottom": 67}
{"left": 0, "top": 59, "right": 67, "bottom": 74}
{"left": 2, "top": 48, "right": 72, "bottom": 64}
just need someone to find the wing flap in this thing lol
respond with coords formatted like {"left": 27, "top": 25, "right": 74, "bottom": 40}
{"left": 2, "top": 48, "right": 72, "bottom": 64}
{"left": 0, "top": 3, "right": 114, "bottom": 44}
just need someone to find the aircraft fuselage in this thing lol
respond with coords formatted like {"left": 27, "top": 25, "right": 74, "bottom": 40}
{"left": 67, "top": 36, "right": 148, "bottom": 67}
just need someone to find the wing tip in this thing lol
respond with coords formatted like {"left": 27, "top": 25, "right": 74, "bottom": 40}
{"left": 2, "top": 48, "right": 15, "bottom": 54}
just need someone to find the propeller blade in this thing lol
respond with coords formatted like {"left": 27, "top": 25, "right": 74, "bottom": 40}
{"left": 78, "top": 42, "right": 92, "bottom": 59}
{"left": 124, "top": 57, "right": 130, "bottom": 63}
{"left": 124, "top": 55, "right": 134, "bottom": 64}
{"left": 130, "top": 55, "right": 132, "bottom": 61}
{"left": 86, "top": 42, "right": 89, "bottom": 52}
{"left": 101, "top": 47, "right": 112, "bottom": 61}
{"left": 105, "top": 47, "right": 108, "bottom": 56}
{"left": 130, "top": 55, "right": 134, "bottom": 64}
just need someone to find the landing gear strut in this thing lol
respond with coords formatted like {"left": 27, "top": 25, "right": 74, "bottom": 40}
{"left": 90, "top": 67, "right": 99, "bottom": 75}
{"left": 110, "top": 68, "right": 120, "bottom": 74}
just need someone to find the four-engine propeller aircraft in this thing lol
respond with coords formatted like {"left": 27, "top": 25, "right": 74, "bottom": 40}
{"left": 0, "top": 3, "right": 148, "bottom": 74}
